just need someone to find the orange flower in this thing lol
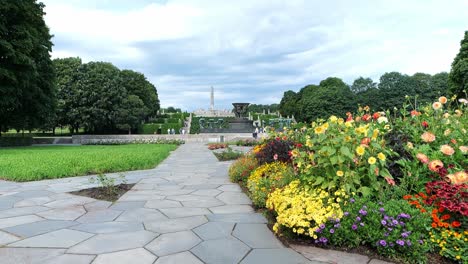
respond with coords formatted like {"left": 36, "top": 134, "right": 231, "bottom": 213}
{"left": 459, "top": 145, "right": 468, "bottom": 153}
{"left": 440, "top": 144, "right": 455, "bottom": 156}
{"left": 438, "top": 96, "right": 448, "bottom": 104}
{"left": 432, "top": 223, "right": 437, "bottom": 228}
{"left": 361, "top": 137, "right": 370, "bottom": 146}
{"left": 432, "top": 102, "right": 442, "bottom": 110}
{"left": 411, "top": 110, "right": 421, "bottom": 117}
{"left": 420, "top": 209, "right": 426, "bottom": 213}
{"left": 447, "top": 171, "right": 468, "bottom": 185}
{"left": 438, "top": 207, "right": 444, "bottom": 213}
{"left": 421, "top": 132, "right": 436, "bottom": 143}
{"left": 428, "top": 160, "right": 444, "bottom": 172}
{"left": 403, "top": 195, "right": 412, "bottom": 200}
{"left": 443, "top": 223, "right": 449, "bottom": 228}
{"left": 452, "top": 221, "right": 461, "bottom": 228}
{"left": 441, "top": 214, "right": 451, "bottom": 220}
{"left": 416, "top": 153, "right": 429, "bottom": 164}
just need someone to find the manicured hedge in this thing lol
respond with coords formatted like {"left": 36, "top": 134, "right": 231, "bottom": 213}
{"left": 139, "top": 123, "right": 182, "bottom": 134}
{"left": 0, "top": 136, "right": 33, "bottom": 147}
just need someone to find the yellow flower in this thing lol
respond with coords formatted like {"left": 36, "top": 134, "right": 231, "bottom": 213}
{"left": 306, "top": 139, "right": 313, "bottom": 148}
{"left": 337, "top": 118, "right": 344, "bottom": 124}
{"left": 336, "top": 170, "right": 344, "bottom": 177}
{"left": 377, "top": 152, "right": 386, "bottom": 161}
{"left": 329, "top": 116, "right": 338, "bottom": 123}
{"left": 322, "top": 122, "right": 329, "bottom": 129}
{"left": 356, "top": 146, "right": 365, "bottom": 156}
{"left": 372, "top": 129, "right": 379, "bottom": 140}
{"left": 406, "top": 142, "right": 414, "bottom": 149}
{"left": 444, "top": 129, "right": 451, "bottom": 136}
{"left": 345, "top": 121, "right": 353, "bottom": 128}
{"left": 314, "top": 126, "right": 325, "bottom": 134}
{"left": 368, "top": 157, "right": 376, "bottom": 165}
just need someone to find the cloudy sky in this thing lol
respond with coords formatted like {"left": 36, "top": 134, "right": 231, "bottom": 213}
{"left": 41, "top": 0, "right": 467, "bottom": 111}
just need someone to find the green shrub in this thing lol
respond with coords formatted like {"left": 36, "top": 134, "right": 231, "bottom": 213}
{"left": 139, "top": 123, "right": 182, "bottom": 134}
{"left": 228, "top": 154, "right": 258, "bottom": 183}
{"left": 213, "top": 147, "right": 243, "bottom": 161}
{"left": 0, "top": 136, "right": 33, "bottom": 147}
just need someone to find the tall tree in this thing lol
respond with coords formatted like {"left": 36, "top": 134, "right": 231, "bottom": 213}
{"left": 449, "top": 31, "right": 468, "bottom": 98}
{"left": 0, "top": 0, "right": 55, "bottom": 135}
{"left": 351, "top": 77, "right": 376, "bottom": 94}
{"left": 116, "top": 95, "right": 147, "bottom": 134}
{"left": 120, "top": 70, "right": 159, "bottom": 119}
{"left": 378, "top": 72, "right": 417, "bottom": 111}
{"left": 279, "top": 90, "right": 299, "bottom": 117}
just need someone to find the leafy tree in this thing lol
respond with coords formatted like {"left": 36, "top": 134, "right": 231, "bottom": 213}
{"left": 0, "top": 0, "right": 55, "bottom": 135}
{"left": 449, "top": 31, "right": 468, "bottom": 98}
{"left": 116, "top": 95, "right": 147, "bottom": 134}
{"left": 279, "top": 90, "right": 299, "bottom": 117}
{"left": 430, "top": 72, "right": 450, "bottom": 98}
{"left": 120, "top": 70, "right": 159, "bottom": 119}
{"left": 299, "top": 78, "right": 355, "bottom": 122}
{"left": 248, "top": 104, "right": 279, "bottom": 113}
{"left": 378, "top": 72, "right": 417, "bottom": 111}
{"left": 53, "top": 57, "right": 82, "bottom": 131}
{"left": 356, "top": 88, "right": 381, "bottom": 110}
{"left": 351, "top": 77, "right": 376, "bottom": 94}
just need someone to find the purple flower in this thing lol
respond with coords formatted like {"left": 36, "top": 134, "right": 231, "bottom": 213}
{"left": 350, "top": 198, "right": 355, "bottom": 203}
{"left": 344, "top": 212, "right": 349, "bottom": 216}
{"left": 401, "top": 232, "right": 409, "bottom": 238}
{"left": 384, "top": 215, "right": 389, "bottom": 220}
{"left": 379, "top": 240, "right": 387, "bottom": 246}
{"left": 319, "top": 237, "right": 328, "bottom": 243}
{"left": 334, "top": 223, "right": 341, "bottom": 228}
{"left": 352, "top": 224, "right": 357, "bottom": 230}
{"left": 384, "top": 232, "right": 389, "bottom": 237}
{"left": 399, "top": 221, "right": 405, "bottom": 226}
{"left": 356, "top": 216, "right": 361, "bottom": 221}
{"left": 398, "top": 213, "right": 411, "bottom": 219}
{"left": 379, "top": 207, "right": 385, "bottom": 213}
{"left": 330, "top": 229, "right": 335, "bottom": 234}
{"left": 396, "top": 240, "right": 405, "bottom": 246}
{"left": 319, "top": 224, "right": 325, "bottom": 229}
{"left": 359, "top": 209, "right": 367, "bottom": 216}
{"left": 406, "top": 240, "right": 412, "bottom": 246}
{"left": 418, "top": 240, "right": 423, "bottom": 245}
{"left": 388, "top": 227, "right": 393, "bottom": 231}
{"left": 360, "top": 222, "right": 365, "bottom": 226}
{"left": 392, "top": 220, "right": 399, "bottom": 225}
{"left": 381, "top": 220, "right": 387, "bottom": 226}
{"left": 389, "top": 242, "right": 395, "bottom": 247}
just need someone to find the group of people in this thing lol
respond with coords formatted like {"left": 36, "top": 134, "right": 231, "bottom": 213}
{"left": 252, "top": 127, "right": 264, "bottom": 139}
{"left": 166, "top": 128, "right": 187, "bottom": 135}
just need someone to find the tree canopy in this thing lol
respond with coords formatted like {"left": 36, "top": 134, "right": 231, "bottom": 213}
{"left": 449, "top": 31, "right": 468, "bottom": 98}
{"left": 0, "top": 0, "right": 55, "bottom": 134}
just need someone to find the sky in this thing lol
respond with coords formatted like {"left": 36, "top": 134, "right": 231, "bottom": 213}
{"left": 41, "top": 0, "right": 468, "bottom": 111}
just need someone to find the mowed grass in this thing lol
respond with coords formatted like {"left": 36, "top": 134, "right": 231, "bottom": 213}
{"left": 0, "top": 144, "right": 178, "bottom": 182}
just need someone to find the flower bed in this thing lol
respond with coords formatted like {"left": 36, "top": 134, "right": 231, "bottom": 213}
{"left": 229, "top": 96, "right": 467, "bottom": 263}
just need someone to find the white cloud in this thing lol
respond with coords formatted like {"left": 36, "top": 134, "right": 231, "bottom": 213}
{"left": 42, "top": 0, "right": 468, "bottom": 110}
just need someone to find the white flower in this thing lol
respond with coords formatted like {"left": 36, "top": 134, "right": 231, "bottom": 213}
{"left": 459, "top": 98, "right": 468, "bottom": 105}
{"left": 377, "top": 116, "right": 388, "bottom": 124}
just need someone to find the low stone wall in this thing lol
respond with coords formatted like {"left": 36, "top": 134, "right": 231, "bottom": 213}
{"left": 72, "top": 133, "right": 264, "bottom": 144}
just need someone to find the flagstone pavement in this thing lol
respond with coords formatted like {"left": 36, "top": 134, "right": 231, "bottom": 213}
{"left": 0, "top": 143, "right": 392, "bottom": 264}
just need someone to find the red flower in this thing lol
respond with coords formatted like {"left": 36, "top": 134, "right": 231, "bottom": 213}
{"left": 441, "top": 214, "right": 451, "bottom": 220}
{"left": 422, "top": 121, "right": 428, "bottom": 128}
{"left": 361, "top": 137, "right": 370, "bottom": 146}
{"left": 362, "top": 114, "right": 371, "bottom": 122}
{"left": 411, "top": 110, "right": 421, "bottom": 117}
{"left": 296, "top": 143, "right": 303, "bottom": 148}
{"left": 372, "top": 112, "right": 380, "bottom": 120}
{"left": 452, "top": 221, "right": 461, "bottom": 227}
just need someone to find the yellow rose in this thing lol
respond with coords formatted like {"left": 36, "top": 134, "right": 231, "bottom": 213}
{"left": 336, "top": 170, "right": 344, "bottom": 177}
{"left": 329, "top": 116, "right": 338, "bottom": 122}
{"left": 377, "top": 152, "right": 386, "bottom": 161}
{"left": 368, "top": 157, "right": 376, "bottom": 165}
{"left": 356, "top": 146, "right": 365, "bottom": 156}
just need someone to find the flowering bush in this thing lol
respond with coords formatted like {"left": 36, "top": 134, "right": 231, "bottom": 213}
{"left": 207, "top": 143, "right": 228, "bottom": 150}
{"left": 266, "top": 180, "right": 346, "bottom": 238}
{"left": 321, "top": 197, "right": 431, "bottom": 263}
{"left": 255, "top": 137, "right": 295, "bottom": 164}
{"left": 228, "top": 154, "right": 259, "bottom": 183}
{"left": 288, "top": 115, "right": 394, "bottom": 196}
{"left": 247, "top": 162, "right": 294, "bottom": 207}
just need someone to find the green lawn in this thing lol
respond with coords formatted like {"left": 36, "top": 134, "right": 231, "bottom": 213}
{"left": 0, "top": 144, "right": 177, "bottom": 182}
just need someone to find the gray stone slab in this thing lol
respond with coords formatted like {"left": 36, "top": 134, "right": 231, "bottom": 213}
{"left": 37, "top": 206, "right": 86, "bottom": 221}
{"left": 193, "top": 222, "right": 234, "bottom": 240}
{"left": 217, "top": 192, "right": 252, "bottom": 205}
{"left": 0, "top": 248, "right": 66, "bottom": 264}
{"left": 67, "top": 230, "right": 158, "bottom": 254}
{"left": 233, "top": 224, "right": 283, "bottom": 248}
{"left": 92, "top": 248, "right": 156, "bottom": 264}
{"left": 240, "top": 248, "right": 311, "bottom": 264}
{"left": 183, "top": 184, "right": 221, "bottom": 190}
{"left": 290, "top": 244, "right": 371, "bottom": 264}
{"left": 368, "top": 259, "right": 395, "bottom": 264}
{"left": 152, "top": 189, "right": 194, "bottom": 196}
{"left": 145, "top": 199, "right": 182, "bottom": 209}
{"left": 217, "top": 184, "right": 242, "bottom": 192}
{"left": 207, "top": 213, "right": 267, "bottom": 223}
{"left": 166, "top": 194, "right": 208, "bottom": 202}
{"left": 83, "top": 201, "right": 112, "bottom": 211}
{"left": 144, "top": 216, "right": 208, "bottom": 233}
{"left": 191, "top": 189, "right": 222, "bottom": 196}
{"left": 14, "top": 196, "right": 53, "bottom": 207}
{"left": 155, "top": 251, "right": 203, "bottom": 264}
{"left": 209, "top": 205, "right": 254, "bottom": 214}
{"left": 109, "top": 201, "right": 146, "bottom": 211}
{"left": 44, "top": 197, "right": 95, "bottom": 208}
{"left": 12, "top": 190, "right": 54, "bottom": 199}
{"left": 119, "top": 193, "right": 165, "bottom": 201}
{"left": 10, "top": 229, "right": 94, "bottom": 248}
{"left": 0, "top": 215, "right": 44, "bottom": 229}
{"left": 0, "top": 230, "right": 20, "bottom": 245}
{"left": 191, "top": 238, "right": 250, "bottom": 264}
{"left": 0, "top": 195, "right": 23, "bottom": 210}
{"left": 0, "top": 206, "right": 49, "bottom": 219}
{"left": 146, "top": 230, "right": 201, "bottom": 256}
{"left": 44, "top": 254, "right": 95, "bottom": 264}
{"left": 182, "top": 198, "right": 224, "bottom": 208}
{"left": 115, "top": 208, "right": 168, "bottom": 222}
{"left": 160, "top": 207, "right": 211, "bottom": 218}
{"left": 4, "top": 220, "right": 78, "bottom": 237}
{"left": 71, "top": 221, "right": 143, "bottom": 234}
{"left": 76, "top": 209, "right": 122, "bottom": 223}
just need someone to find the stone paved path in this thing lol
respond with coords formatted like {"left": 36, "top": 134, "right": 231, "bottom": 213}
{"left": 0, "top": 143, "right": 318, "bottom": 264}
